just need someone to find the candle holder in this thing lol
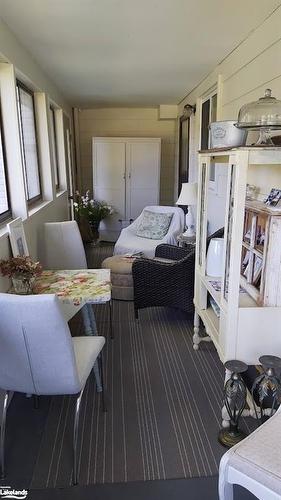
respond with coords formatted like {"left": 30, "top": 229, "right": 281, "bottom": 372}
{"left": 218, "top": 360, "right": 248, "bottom": 448}
{"left": 251, "top": 355, "right": 281, "bottom": 424}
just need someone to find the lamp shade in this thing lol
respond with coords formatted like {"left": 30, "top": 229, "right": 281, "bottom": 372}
{"left": 176, "top": 183, "right": 197, "bottom": 206}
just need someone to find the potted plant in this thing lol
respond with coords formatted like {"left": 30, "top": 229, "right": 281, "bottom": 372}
{"left": 0, "top": 255, "right": 42, "bottom": 294}
{"left": 74, "top": 190, "right": 114, "bottom": 244}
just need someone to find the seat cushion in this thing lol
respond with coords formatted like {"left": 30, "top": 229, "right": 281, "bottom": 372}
{"left": 72, "top": 336, "right": 105, "bottom": 389}
{"left": 136, "top": 210, "right": 173, "bottom": 240}
{"left": 102, "top": 255, "right": 133, "bottom": 274}
{"left": 102, "top": 256, "right": 133, "bottom": 300}
{"left": 227, "top": 409, "right": 281, "bottom": 495}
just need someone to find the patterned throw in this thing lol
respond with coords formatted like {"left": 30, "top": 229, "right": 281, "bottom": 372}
{"left": 136, "top": 210, "right": 173, "bottom": 240}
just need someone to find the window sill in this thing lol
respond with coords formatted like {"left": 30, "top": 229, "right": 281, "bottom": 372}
{"left": 0, "top": 215, "right": 13, "bottom": 241}
{"left": 28, "top": 199, "right": 53, "bottom": 218}
{"left": 56, "top": 189, "right": 67, "bottom": 198}
{"left": 0, "top": 224, "right": 9, "bottom": 241}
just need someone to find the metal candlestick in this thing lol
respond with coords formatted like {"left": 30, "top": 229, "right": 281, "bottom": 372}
{"left": 251, "top": 355, "right": 281, "bottom": 424}
{"left": 218, "top": 360, "right": 248, "bottom": 448}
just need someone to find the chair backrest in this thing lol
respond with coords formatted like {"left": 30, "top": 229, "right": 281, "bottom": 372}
{"left": 43, "top": 221, "right": 87, "bottom": 270}
{"left": 0, "top": 293, "right": 81, "bottom": 395}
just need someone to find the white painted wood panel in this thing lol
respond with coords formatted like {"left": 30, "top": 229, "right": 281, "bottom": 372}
{"left": 126, "top": 141, "right": 160, "bottom": 220}
{"left": 79, "top": 108, "right": 176, "bottom": 205}
{"left": 236, "top": 308, "right": 281, "bottom": 364}
{"left": 222, "top": 38, "right": 281, "bottom": 107}
{"left": 221, "top": 8, "right": 281, "bottom": 84}
{"left": 93, "top": 140, "right": 126, "bottom": 239}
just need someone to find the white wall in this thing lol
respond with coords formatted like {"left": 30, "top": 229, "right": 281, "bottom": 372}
{"left": 0, "top": 18, "right": 70, "bottom": 112}
{"left": 0, "top": 20, "right": 70, "bottom": 292}
{"left": 178, "top": 6, "right": 281, "bottom": 230}
{"left": 77, "top": 107, "right": 177, "bottom": 206}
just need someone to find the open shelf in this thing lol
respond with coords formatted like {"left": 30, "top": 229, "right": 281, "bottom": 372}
{"left": 200, "top": 275, "right": 221, "bottom": 307}
{"left": 200, "top": 273, "right": 257, "bottom": 310}
{"left": 200, "top": 307, "right": 219, "bottom": 342}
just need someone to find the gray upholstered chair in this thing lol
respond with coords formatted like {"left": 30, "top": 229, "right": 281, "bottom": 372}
{"left": 43, "top": 220, "right": 87, "bottom": 270}
{"left": 42, "top": 220, "right": 113, "bottom": 341}
{"left": 0, "top": 293, "right": 105, "bottom": 485}
{"left": 219, "top": 404, "right": 281, "bottom": 499}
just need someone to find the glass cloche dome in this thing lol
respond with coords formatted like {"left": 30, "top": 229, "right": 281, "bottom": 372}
{"left": 235, "top": 89, "right": 281, "bottom": 145}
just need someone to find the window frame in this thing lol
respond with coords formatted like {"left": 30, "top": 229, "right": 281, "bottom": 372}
{"left": 16, "top": 80, "right": 42, "bottom": 205}
{"left": 50, "top": 105, "right": 60, "bottom": 190}
{"left": 0, "top": 103, "right": 11, "bottom": 223}
{"left": 200, "top": 90, "right": 217, "bottom": 150}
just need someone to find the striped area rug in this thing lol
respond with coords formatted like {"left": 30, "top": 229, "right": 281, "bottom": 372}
{"left": 31, "top": 244, "right": 254, "bottom": 488}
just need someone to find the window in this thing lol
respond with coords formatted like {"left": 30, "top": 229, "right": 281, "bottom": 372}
{"left": 200, "top": 92, "right": 217, "bottom": 149}
{"left": 16, "top": 82, "right": 41, "bottom": 203}
{"left": 50, "top": 106, "right": 60, "bottom": 189}
{"left": 0, "top": 106, "right": 10, "bottom": 222}
{"left": 178, "top": 114, "right": 190, "bottom": 194}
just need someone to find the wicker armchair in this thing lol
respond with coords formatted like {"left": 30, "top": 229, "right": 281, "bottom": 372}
{"left": 132, "top": 227, "right": 224, "bottom": 319}
{"left": 132, "top": 243, "right": 195, "bottom": 319}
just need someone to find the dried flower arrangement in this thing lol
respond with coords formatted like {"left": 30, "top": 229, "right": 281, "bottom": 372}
{"left": 0, "top": 256, "right": 42, "bottom": 279}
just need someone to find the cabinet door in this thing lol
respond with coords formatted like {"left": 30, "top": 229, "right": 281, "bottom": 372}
{"left": 93, "top": 140, "right": 126, "bottom": 238}
{"left": 126, "top": 141, "right": 160, "bottom": 220}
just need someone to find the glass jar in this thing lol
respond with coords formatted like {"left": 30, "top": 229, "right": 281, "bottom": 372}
{"left": 235, "top": 89, "right": 281, "bottom": 145}
{"left": 12, "top": 275, "right": 35, "bottom": 294}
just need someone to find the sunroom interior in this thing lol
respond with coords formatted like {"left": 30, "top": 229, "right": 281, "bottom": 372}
{"left": 0, "top": 2, "right": 281, "bottom": 500}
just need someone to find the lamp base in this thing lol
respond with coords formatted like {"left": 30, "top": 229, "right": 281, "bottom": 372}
{"left": 184, "top": 207, "right": 195, "bottom": 237}
{"left": 182, "top": 228, "right": 195, "bottom": 238}
{"left": 218, "top": 428, "right": 247, "bottom": 448}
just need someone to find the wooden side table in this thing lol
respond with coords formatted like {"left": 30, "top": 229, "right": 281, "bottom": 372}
{"left": 177, "top": 233, "right": 196, "bottom": 247}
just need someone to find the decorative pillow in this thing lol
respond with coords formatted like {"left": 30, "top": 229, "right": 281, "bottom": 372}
{"left": 136, "top": 210, "right": 173, "bottom": 240}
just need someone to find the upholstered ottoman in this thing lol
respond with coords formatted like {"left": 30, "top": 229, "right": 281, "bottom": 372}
{"left": 102, "top": 255, "right": 134, "bottom": 301}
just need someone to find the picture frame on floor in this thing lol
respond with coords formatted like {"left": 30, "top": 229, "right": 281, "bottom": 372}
{"left": 7, "top": 217, "right": 29, "bottom": 257}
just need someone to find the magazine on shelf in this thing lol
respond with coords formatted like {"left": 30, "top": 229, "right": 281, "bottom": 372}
{"left": 209, "top": 280, "right": 247, "bottom": 294}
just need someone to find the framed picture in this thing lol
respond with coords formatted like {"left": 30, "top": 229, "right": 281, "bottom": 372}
{"left": 264, "top": 188, "right": 281, "bottom": 207}
{"left": 7, "top": 218, "right": 29, "bottom": 257}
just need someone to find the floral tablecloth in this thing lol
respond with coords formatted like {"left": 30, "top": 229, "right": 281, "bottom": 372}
{"left": 33, "top": 269, "right": 111, "bottom": 306}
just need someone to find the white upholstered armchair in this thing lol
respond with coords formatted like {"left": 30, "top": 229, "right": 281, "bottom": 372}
{"left": 114, "top": 206, "right": 184, "bottom": 258}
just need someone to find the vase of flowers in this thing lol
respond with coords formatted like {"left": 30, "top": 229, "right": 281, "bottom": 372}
{"left": 0, "top": 256, "right": 42, "bottom": 294}
{"left": 74, "top": 190, "right": 114, "bottom": 245}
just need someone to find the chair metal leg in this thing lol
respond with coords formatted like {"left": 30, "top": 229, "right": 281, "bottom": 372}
{"left": 72, "top": 388, "right": 84, "bottom": 486}
{"left": 134, "top": 306, "right": 139, "bottom": 320}
{"left": 0, "top": 390, "right": 9, "bottom": 479}
{"left": 108, "top": 300, "right": 114, "bottom": 339}
{"left": 98, "top": 354, "right": 107, "bottom": 413}
{"left": 87, "top": 303, "right": 98, "bottom": 335}
{"left": 33, "top": 395, "right": 40, "bottom": 409}
{"left": 81, "top": 305, "right": 93, "bottom": 336}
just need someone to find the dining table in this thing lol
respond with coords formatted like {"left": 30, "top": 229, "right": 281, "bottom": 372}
{"left": 32, "top": 268, "right": 112, "bottom": 392}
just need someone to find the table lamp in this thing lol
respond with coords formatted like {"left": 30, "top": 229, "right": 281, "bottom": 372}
{"left": 176, "top": 183, "right": 198, "bottom": 237}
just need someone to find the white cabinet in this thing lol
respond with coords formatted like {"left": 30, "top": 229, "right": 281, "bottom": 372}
{"left": 92, "top": 137, "right": 161, "bottom": 241}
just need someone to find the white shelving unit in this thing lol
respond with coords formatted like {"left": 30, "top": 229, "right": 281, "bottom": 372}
{"left": 193, "top": 147, "right": 281, "bottom": 368}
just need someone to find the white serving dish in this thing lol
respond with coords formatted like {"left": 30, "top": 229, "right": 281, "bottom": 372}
{"left": 209, "top": 120, "right": 247, "bottom": 148}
